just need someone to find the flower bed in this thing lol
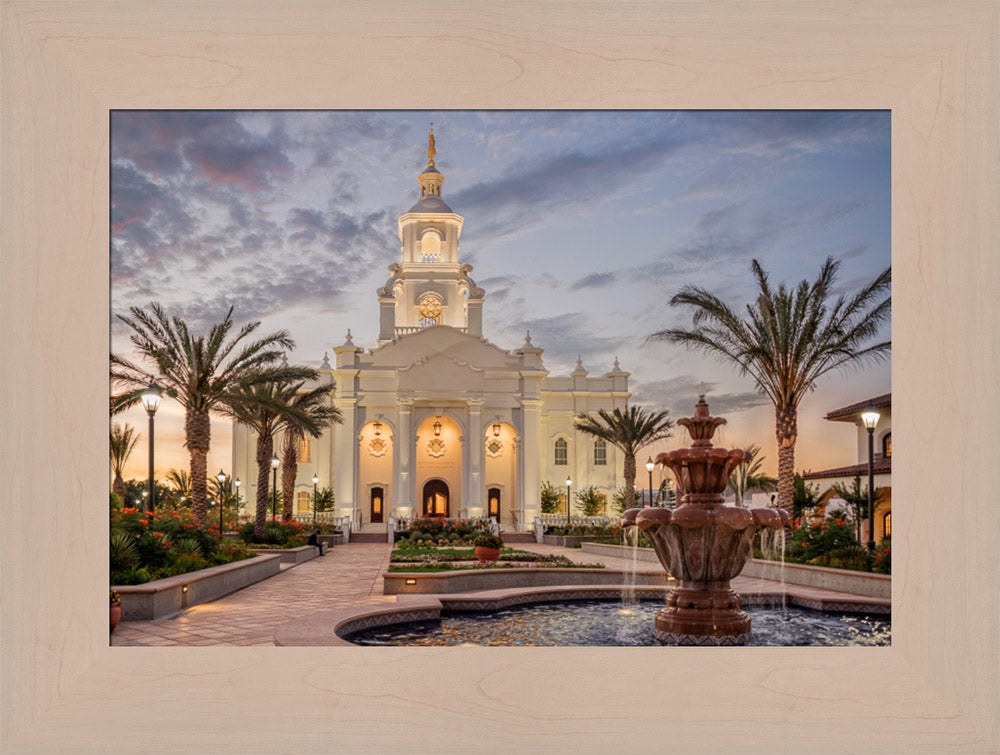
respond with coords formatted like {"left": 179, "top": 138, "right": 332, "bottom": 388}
{"left": 110, "top": 506, "right": 256, "bottom": 585}
{"left": 389, "top": 546, "right": 601, "bottom": 572}
{"left": 393, "top": 517, "right": 494, "bottom": 548}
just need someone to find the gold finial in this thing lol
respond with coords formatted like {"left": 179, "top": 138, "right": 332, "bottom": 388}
{"left": 428, "top": 123, "right": 436, "bottom": 166}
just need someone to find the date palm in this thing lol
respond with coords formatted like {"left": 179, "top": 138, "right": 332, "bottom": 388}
{"left": 651, "top": 257, "right": 890, "bottom": 511}
{"left": 224, "top": 378, "right": 336, "bottom": 539}
{"left": 279, "top": 389, "right": 341, "bottom": 521}
{"left": 164, "top": 468, "right": 191, "bottom": 499}
{"left": 574, "top": 406, "right": 673, "bottom": 510}
{"left": 111, "top": 302, "right": 302, "bottom": 525}
{"left": 728, "top": 444, "right": 777, "bottom": 506}
{"left": 110, "top": 423, "right": 140, "bottom": 504}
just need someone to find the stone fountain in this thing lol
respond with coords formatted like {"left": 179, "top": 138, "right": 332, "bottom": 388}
{"left": 622, "top": 395, "right": 790, "bottom": 645}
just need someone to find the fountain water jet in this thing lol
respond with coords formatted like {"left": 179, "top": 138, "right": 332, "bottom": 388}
{"left": 622, "top": 395, "right": 790, "bottom": 645}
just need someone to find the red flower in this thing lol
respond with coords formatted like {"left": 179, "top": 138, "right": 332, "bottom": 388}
{"left": 138, "top": 519, "right": 148, "bottom": 527}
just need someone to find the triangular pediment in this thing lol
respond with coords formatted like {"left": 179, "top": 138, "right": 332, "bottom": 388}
{"left": 369, "top": 326, "right": 515, "bottom": 371}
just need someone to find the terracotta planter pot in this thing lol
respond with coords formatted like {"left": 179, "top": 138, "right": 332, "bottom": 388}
{"left": 110, "top": 603, "right": 123, "bottom": 632}
{"left": 475, "top": 546, "right": 501, "bottom": 563}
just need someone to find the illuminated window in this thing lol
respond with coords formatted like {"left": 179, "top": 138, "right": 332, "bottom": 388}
{"left": 419, "top": 231, "right": 441, "bottom": 262}
{"left": 554, "top": 438, "right": 568, "bottom": 466}
{"left": 882, "top": 433, "right": 891, "bottom": 458}
{"left": 418, "top": 294, "right": 443, "bottom": 327}
{"left": 297, "top": 436, "right": 311, "bottom": 462}
{"left": 883, "top": 511, "right": 891, "bottom": 538}
{"left": 593, "top": 439, "right": 607, "bottom": 466}
{"left": 295, "top": 491, "right": 310, "bottom": 514}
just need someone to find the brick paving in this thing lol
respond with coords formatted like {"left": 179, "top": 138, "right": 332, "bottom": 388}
{"left": 111, "top": 540, "right": 884, "bottom": 646}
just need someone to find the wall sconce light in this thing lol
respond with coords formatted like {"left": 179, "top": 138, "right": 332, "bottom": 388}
{"left": 433, "top": 419, "right": 442, "bottom": 436}
{"left": 492, "top": 422, "right": 501, "bottom": 437}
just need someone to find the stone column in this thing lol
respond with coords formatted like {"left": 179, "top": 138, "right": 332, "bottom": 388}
{"left": 396, "top": 399, "right": 414, "bottom": 516}
{"left": 465, "top": 400, "right": 484, "bottom": 517}
{"left": 333, "top": 397, "right": 358, "bottom": 525}
{"left": 520, "top": 398, "right": 543, "bottom": 530}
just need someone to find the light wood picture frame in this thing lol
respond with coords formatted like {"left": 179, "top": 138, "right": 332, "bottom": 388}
{"left": 2, "top": 2, "right": 997, "bottom": 751}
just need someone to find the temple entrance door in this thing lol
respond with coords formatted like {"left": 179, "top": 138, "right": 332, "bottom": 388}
{"left": 488, "top": 487, "right": 501, "bottom": 520}
{"left": 422, "top": 479, "right": 449, "bottom": 518}
{"left": 370, "top": 486, "right": 384, "bottom": 523}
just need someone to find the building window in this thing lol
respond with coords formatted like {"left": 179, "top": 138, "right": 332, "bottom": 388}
{"left": 295, "top": 491, "right": 310, "bottom": 514}
{"left": 883, "top": 511, "right": 891, "bottom": 538}
{"left": 420, "top": 231, "right": 441, "bottom": 262}
{"left": 554, "top": 437, "right": 568, "bottom": 466}
{"left": 418, "top": 294, "right": 442, "bottom": 327}
{"left": 593, "top": 439, "right": 607, "bottom": 466}
{"left": 297, "top": 436, "right": 311, "bottom": 463}
{"left": 882, "top": 433, "right": 891, "bottom": 458}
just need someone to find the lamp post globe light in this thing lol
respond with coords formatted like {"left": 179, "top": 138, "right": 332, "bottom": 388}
{"left": 234, "top": 478, "right": 240, "bottom": 522}
{"left": 216, "top": 469, "right": 227, "bottom": 534}
{"left": 565, "top": 476, "right": 572, "bottom": 528}
{"left": 140, "top": 382, "right": 162, "bottom": 514}
{"left": 861, "top": 406, "right": 881, "bottom": 551}
{"left": 646, "top": 457, "right": 655, "bottom": 507}
{"left": 271, "top": 455, "right": 280, "bottom": 522}
{"left": 312, "top": 473, "right": 319, "bottom": 525}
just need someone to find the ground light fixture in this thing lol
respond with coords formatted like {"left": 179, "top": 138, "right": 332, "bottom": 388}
{"left": 140, "top": 382, "right": 161, "bottom": 513}
{"left": 216, "top": 469, "right": 227, "bottom": 533}
{"left": 565, "top": 476, "right": 572, "bottom": 528}
{"left": 271, "top": 455, "right": 280, "bottom": 521}
{"left": 312, "top": 473, "right": 319, "bottom": 524}
{"left": 646, "top": 457, "right": 655, "bottom": 507}
{"left": 861, "top": 405, "right": 880, "bottom": 551}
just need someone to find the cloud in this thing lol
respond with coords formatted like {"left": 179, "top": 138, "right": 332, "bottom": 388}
{"left": 569, "top": 272, "right": 617, "bottom": 291}
{"left": 632, "top": 375, "right": 769, "bottom": 416}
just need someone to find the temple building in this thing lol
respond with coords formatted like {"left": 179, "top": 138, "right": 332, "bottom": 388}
{"left": 233, "top": 131, "right": 631, "bottom": 531}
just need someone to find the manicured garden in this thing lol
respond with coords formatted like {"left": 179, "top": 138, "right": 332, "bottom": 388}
{"left": 759, "top": 517, "right": 891, "bottom": 574}
{"left": 110, "top": 498, "right": 255, "bottom": 585}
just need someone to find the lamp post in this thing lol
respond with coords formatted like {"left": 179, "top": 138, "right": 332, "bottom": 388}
{"left": 565, "top": 476, "right": 572, "bottom": 528}
{"left": 139, "top": 382, "right": 161, "bottom": 514}
{"left": 312, "top": 473, "right": 319, "bottom": 525}
{"left": 234, "top": 478, "right": 241, "bottom": 523}
{"left": 216, "top": 469, "right": 227, "bottom": 534}
{"left": 646, "top": 457, "right": 655, "bottom": 507}
{"left": 861, "top": 406, "right": 880, "bottom": 551}
{"left": 271, "top": 455, "right": 280, "bottom": 521}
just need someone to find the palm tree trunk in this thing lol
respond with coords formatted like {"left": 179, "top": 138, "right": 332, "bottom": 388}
{"left": 775, "top": 404, "right": 797, "bottom": 512}
{"left": 254, "top": 433, "right": 274, "bottom": 540}
{"left": 623, "top": 452, "right": 637, "bottom": 508}
{"left": 186, "top": 407, "right": 211, "bottom": 525}
{"left": 112, "top": 474, "right": 127, "bottom": 507}
{"left": 281, "top": 438, "right": 297, "bottom": 521}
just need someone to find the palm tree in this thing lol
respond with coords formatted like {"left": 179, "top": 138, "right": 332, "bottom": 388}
{"left": 164, "top": 468, "right": 191, "bottom": 499}
{"left": 651, "top": 257, "right": 890, "bottom": 511}
{"left": 574, "top": 406, "right": 674, "bottom": 510}
{"left": 111, "top": 302, "right": 302, "bottom": 525}
{"left": 110, "top": 423, "right": 140, "bottom": 504}
{"left": 279, "top": 389, "right": 341, "bottom": 521}
{"left": 224, "top": 378, "right": 335, "bottom": 540}
{"left": 728, "top": 444, "right": 777, "bottom": 506}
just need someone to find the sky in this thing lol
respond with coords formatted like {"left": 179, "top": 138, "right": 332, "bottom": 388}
{"left": 111, "top": 110, "right": 891, "bottom": 485}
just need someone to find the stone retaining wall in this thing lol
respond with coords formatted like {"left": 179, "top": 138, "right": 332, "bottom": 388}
{"left": 383, "top": 567, "right": 671, "bottom": 594}
{"left": 114, "top": 554, "right": 282, "bottom": 621}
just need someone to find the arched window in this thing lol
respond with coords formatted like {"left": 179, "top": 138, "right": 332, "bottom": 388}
{"left": 883, "top": 511, "right": 891, "bottom": 538}
{"left": 593, "top": 439, "right": 607, "bottom": 466}
{"left": 418, "top": 293, "right": 443, "bottom": 328}
{"left": 554, "top": 437, "right": 568, "bottom": 466}
{"left": 297, "top": 436, "right": 311, "bottom": 463}
{"left": 419, "top": 230, "right": 441, "bottom": 262}
{"left": 881, "top": 432, "right": 891, "bottom": 458}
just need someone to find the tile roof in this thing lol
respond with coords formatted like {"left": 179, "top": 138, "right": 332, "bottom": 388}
{"left": 803, "top": 458, "right": 892, "bottom": 480}
{"left": 825, "top": 393, "right": 892, "bottom": 422}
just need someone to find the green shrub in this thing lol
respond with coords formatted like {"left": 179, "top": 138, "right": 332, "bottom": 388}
{"left": 110, "top": 530, "right": 139, "bottom": 572}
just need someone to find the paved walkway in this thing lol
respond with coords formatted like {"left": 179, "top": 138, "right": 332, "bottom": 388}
{"left": 111, "top": 541, "right": 880, "bottom": 646}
